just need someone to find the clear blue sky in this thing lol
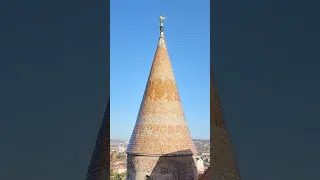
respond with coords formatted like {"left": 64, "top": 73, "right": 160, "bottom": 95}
{"left": 110, "top": 0, "right": 210, "bottom": 140}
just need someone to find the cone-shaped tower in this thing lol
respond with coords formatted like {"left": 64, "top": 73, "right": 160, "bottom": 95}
{"left": 126, "top": 16, "right": 198, "bottom": 180}
{"left": 85, "top": 99, "right": 110, "bottom": 180}
{"left": 211, "top": 68, "right": 241, "bottom": 179}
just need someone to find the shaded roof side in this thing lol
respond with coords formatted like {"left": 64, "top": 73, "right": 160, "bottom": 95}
{"left": 211, "top": 67, "right": 241, "bottom": 179}
{"left": 85, "top": 99, "right": 110, "bottom": 180}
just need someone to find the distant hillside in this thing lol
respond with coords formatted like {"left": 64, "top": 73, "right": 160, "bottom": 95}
{"left": 110, "top": 139, "right": 210, "bottom": 153}
{"left": 110, "top": 139, "right": 125, "bottom": 145}
{"left": 193, "top": 139, "right": 210, "bottom": 153}
{"left": 193, "top": 139, "right": 210, "bottom": 143}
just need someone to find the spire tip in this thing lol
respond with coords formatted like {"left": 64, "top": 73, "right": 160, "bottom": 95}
{"left": 160, "top": 15, "right": 166, "bottom": 33}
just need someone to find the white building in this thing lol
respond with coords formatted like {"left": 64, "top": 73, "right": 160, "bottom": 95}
{"left": 201, "top": 152, "right": 210, "bottom": 156}
{"left": 116, "top": 143, "right": 126, "bottom": 153}
{"left": 196, "top": 157, "right": 205, "bottom": 173}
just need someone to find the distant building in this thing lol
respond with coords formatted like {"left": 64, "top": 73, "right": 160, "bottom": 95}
{"left": 201, "top": 152, "right": 210, "bottom": 156}
{"left": 117, "top": 168, "right": 126, "bottom": 174}
{"left": 110, "top": 145, "right": 117, "bottom": 151}
{"left": 196, "top": 157, "right": 205, "bottom": 173}
{"left": 117, "top": 143, "right": 126, "bottom": 153}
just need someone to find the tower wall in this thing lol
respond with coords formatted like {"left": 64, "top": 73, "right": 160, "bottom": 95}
{"left": 126, "top": 154, "right": 197, "bottom": 180}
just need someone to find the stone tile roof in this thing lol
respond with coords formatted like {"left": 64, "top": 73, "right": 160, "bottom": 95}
{"left": 211, "top": 68, "right": 241, "bottom": 179}
{"left": 126, "top": 29, "right": 197, "bottom": 156}
{"left": 85, "top": 99, "right": 110, "bottom": 180}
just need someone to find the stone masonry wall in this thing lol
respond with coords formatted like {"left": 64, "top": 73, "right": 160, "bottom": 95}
{"left": 126, "top": 154, "right": 197, "bottom": 180}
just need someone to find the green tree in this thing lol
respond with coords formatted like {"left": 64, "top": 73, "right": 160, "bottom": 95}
{"left": 117, "top": 154, "right": 126, "bottom": 160}
{"left": 111, "top": 172, "right": 126, "bottom": 180}
{"left": 111, "top": 152, "right": 117, "bottom": 161}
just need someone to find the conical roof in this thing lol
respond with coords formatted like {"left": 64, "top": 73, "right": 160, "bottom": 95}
{"left": 126, "top": 16, "right": 197, "bottom": 156}
{"left": 85, "top": 98, "right": 110, "bottom": 180}
{"left": 211, "top": 68, "right": 241, "bottom": 179}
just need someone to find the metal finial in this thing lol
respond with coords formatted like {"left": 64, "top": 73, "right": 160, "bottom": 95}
{"left": 160, "top": 15, "right": 166, "bottom": 32}
{"left": 160, "top": 15, "right": 166, "bottom": 26}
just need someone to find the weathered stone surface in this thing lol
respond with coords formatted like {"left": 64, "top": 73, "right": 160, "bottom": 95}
{"left": 126, "top": 32, "right": 197, "bottom": 156}
{"left": 127, "top": 25, "right": 197, "bottom": 180}
{"left": 211, "top": 69, "right": 241, "bottom": 180}
{"left": 127, "top": 153, "right": 197, "bottom": 180}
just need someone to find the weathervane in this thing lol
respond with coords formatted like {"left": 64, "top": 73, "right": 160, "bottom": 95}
{"left": 160, "top": 15, "right": 166, "bottom": 32}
